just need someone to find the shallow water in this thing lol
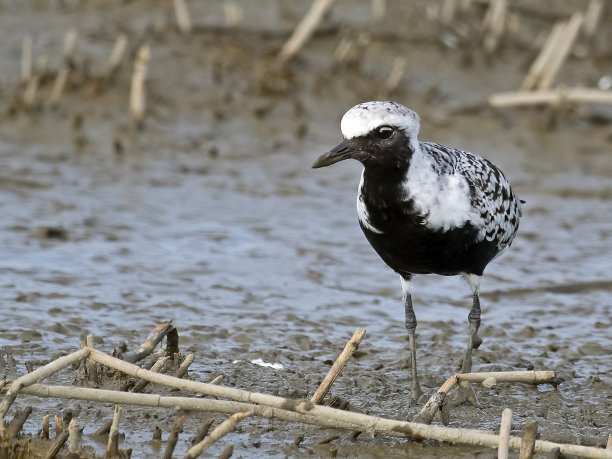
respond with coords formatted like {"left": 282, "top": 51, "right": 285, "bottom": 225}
{"left": 1, "top": 1, "right": 611, "bottom": 457}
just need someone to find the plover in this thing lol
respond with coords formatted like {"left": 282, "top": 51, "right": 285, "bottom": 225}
{"left": 312, "top": 101, "right": 522, "bottom": 401}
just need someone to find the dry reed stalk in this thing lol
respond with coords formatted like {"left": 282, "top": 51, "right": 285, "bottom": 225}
{"left": 108, "top": 34, "right": 128, "bottom": 77}
{"left": 21, "top": 35, "right": 33, "bottom": 83}
{"left": 42, "top": 414, "right": 50, "bottom": 439}
{"left": 163, "top": 415, "right": 186, "bottom": 459}
{"left": 173, "top": 0, "right": 192, "bottom": 34}
{"left": 498, "top": 408, "right": 512, "bottom": 459}
{"left": 489, "top": 88, "right": 612, "bottom": 107}
{"left": 332, "top": 37, "right": 353, "bottom": 64}
{"left": 45, "top": 430, "right": 69, "bottom": 459}
{"left": 583, "top": 0, "right": 603, "bottom": 38}
{"left": 23, "top": 54, "right": 48, "bottom": 108}
{"left": 68, "top": 418, "right": 79, "bottom": 453}
{"left": 224, "top": 2, "right": 243, "bottom": 28}
{"left": 14, "top": 383, "right": 361, "bottom": 431}
{"left": 6, "top": 406, "right": 32, "bottom": 439}
{"left": 129, "top": 45, "right": 150, "bottom": 123}
{"left": 0, "top": 347, "right": 89, "bottom": 433}
{"left": 55, "top": 415, "right": 63, "bottom": 437}
{"left": 537, "top": 12, "right": 583, "bottom": 90}
{"left": 184, "top": 412, "right": 251, "bottom": 458}
{"left": 86, "top": 335, "right": 99, "bottom": 385}
{"left": 106, "top": 405, "right": 121, "bottom": 457}
{"left": 371, "top": 0, "right": 386, "bottom": 21}
{"left": 133, "top": 355, "right": 169, "bottom": 392}
{"left": 191, "top": 420, "right": 214, "bottom": 445}
{"left": 217, "top": 445, "right": 234, "bottom": 459}
{"left": 311, "top": 328, "right": 366, "bottom": 404}
{"left": 519, "top": 420, "right": 538, "bottom": 459}
{"left": 414, "top": 374, "right": 458, "bottom": 424}
{"left": 380, "top": 57, "right": 406, "bottom": 98}
{"left": 607, "top": 433, "right": 612, "bottom": 450}
{"left": 439, "top": 0, "right": 457, "bottom": 25}
{"left": 175, "top": 353, "right": 195, "bottom": 379}
{"left": 9, "top": 379, "right": 612, "bottom": 458}
{"left": 278, "top": 0, "right": 336, "bottom": 64}
{"left": 63, "top": 29, "right": 77, "bottom": 66}
{"left": 482, "top": 0, "right": 506, "bottom": 53}
{"left": 521, "top": 22, "right": 565, "bottom": 90}
{"left": 122, "top": 321, "right": 170, "bottom": 364}
{"left": 209, "top": 375, "right": 224, "bottom": 385}
{"left": 49, "top": 67, "right": 70, "bottom": 106}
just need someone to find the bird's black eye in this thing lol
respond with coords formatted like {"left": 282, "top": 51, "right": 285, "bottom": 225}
{"left": 376, "top": 126, "right": 394, "bottom": 140}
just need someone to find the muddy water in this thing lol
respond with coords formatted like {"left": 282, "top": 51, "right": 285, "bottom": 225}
{"left": 1, "top": 1, "right": 612, "bottom": 458}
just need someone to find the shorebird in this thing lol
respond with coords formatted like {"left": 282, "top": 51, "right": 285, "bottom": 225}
{"left": 312, "top": 101, "right": 522, "bottom": 401}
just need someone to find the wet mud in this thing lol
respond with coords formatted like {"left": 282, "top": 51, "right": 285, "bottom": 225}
{"left": 1, "top": 1, "right": 611, "bottom": 457}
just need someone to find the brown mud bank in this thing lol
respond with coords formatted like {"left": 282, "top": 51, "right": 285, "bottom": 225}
{"left": 1, "top": 0, "right": 611, "bottom": 457}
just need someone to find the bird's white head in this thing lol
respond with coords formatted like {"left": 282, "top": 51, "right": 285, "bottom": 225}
{"left": 340, "top": 101, "right": 420, "bottom": 140}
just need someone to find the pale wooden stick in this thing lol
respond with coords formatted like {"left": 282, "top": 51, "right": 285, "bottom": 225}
{"left": 129, "top": 45, "right": 151, "bottom": 123}
{"left": 122, "top": 321, "right": 170, "bottom": 364}
{"left": 519, "top": 420, "right": 538, "bottom": 459}
{"left": 68, "top": 418, "right": 79, "bottom": 453}
{"left": 537, "top": 12, "right": 583, "bottom": 90}
{"left": 163, "top": 415, "right": 186, "bottom": 459}
{"left": 62, "top": 29, "right": 77, "bottom": 65}
{"left": 498, "top": 408, "right": 512, "bottom": 459}
{"left": 0, "top": 347, "right": 89, "bottom": 432}
{"left": 86, "top": 335, "right": 98, "bottom": 385}
{"left": 49, "top": 67, "right": 70, "bottom": 106}
{"left": 106, "top": 405, "right": 121, "bottom": 457}
{"left": 15, "top": 383, "right": 361, "bottom": 431}
{"left": 184, "top": 412, "right": 251, "bottom": 458}
{"left": 482, "top": 0, "right": 506, "bottom": 53}
{"left": 6, "top": 406, "right": 32, "bottom": 439}
{"left": 371, "top": 0, "right": 386, "bottom": 21}
{"left": 414, "top": 375, "right": 459, "bottom": 424}
{"left": 45, "top": 430, "right": 69, "bottom": 459}
{"left": 42, "top": 414, "right": 50, "bottom": 439}
{"left": 175, "top": 353, "right": 195, "bottom": 379}
{"left": 278, "top": 0, "right": 336, "bottom": 64}
{"left": 173, "top": 0, "right": 192, "bottom": 34}
{"left": 489, "top": 88, "right": 612, "bottom": 107}
{"left": 606, "top": 433, "right": 612, "bottom": 450}
{"left": 133, "top": 355, "right": 169, "bottom": 392}
{"left": 521, "top": 22, "right": 565, "bottom": 90}
{"left": 107, "top": 34, "right": 128, "bottom": 77}
{"left": 583, "top": 0, "right": 603, "bottom": 38}
{"left": 224, "top": 1, "right": 243, "bottom": 27}
{"left": 311, "top": 328, "right": 366, "bottom": 404}
{"left": 21, "top": 35, "right": 33, "bottom": 83}
{"left": 9, "top": 381, "right": 612, "bottom": 458}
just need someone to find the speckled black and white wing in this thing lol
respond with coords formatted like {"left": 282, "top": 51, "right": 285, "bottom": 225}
{"left": 420, "top": 141, "right": 522, "bottom": 252}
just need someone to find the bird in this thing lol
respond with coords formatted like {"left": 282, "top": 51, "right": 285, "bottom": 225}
{"left": 312, "top": 101, "right": 522, "bottom": 402}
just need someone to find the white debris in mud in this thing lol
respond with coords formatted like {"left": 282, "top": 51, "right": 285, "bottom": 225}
{"left": 232, "top": 358, "right": 284, "bottom": 370}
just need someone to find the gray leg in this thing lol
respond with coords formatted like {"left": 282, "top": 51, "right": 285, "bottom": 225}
{"left": 461, "top": 274, "right": 483, "bottom": 374}
{"left": 401, "top": 277, "right": 422, "bottom": 401}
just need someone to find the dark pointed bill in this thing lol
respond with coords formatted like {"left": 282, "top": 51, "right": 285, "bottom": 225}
{"left": 312, "top": 139, "right": 352, "bottom": 168}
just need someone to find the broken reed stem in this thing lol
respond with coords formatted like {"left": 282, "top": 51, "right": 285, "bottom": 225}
{"left": 68, "top": 418, "right": 79, "bottom": 453}
{"left": 498, "top": 408, "right": 512, "bottom": 459}
{"left": 537, "top": 12, "right": 583, "bottom": 90}
{"left": 521, "top": 22, "right": 565, "bottom": 91}
{"left": 191, "top": 420, "right": 214, "bottom": 446}
{"left": 415, "top": 370, "right": 556, "bottom": 425}
{"left": 606, "top": 433, "right": 612, "bottom": 450}
{"left": 42, "top": 414, "right": 50, "bottom": 439}
{"left": 106, "top": 405, "right": 121, "bottom": 457}
{"left": 172, "top": 0, "right": 192, "bottom": 34}
{"left": 519, "top": 420, "right": 538, "bottom": 459}
{"left": 311, "top": 328, "right": 366, "bottom": 404}
{"left": 175, "top": 353, "right": 195, "bottom": 379}
{"left": 62, "top": 29, "right": 77, "bottom": 66}
{"left": 224, "top": 2, "right": 243, "bottom": 28}
{"left": 129, "top": 45, "right": 151, "bottom": 123}
{"left": 0, "top": 347, "right": 89, "bottom": 433}
{"left": 133, "top": 355, "right": 169, "bottom": 392}
{"left": 86, "top": 335, "right": 99, "bottom": 385}
{"left": 489, "top": 88, "right": 612, "bottom": 107}
{"left": 23, "top": 54, "right": 48, "bottom": 108}
{"left": 583, "top": 0, "right": 603, "bottom": 38}
{"left": 163, "top": 415, "right": 186, "bottom": 459}
{"left": 278, "top": 0, "right": 336, "bottom": 64}
{"left": 45, "top": 430, "right": 69, "bottom": 459}
{"left": 122, "top": 321, "right": 170, "bottom": 364}
{"left": 482, "top": 0, "right": 506, "bottom": 53}
{"left": 380, "top": 57, "right": 406, "bottom": 98}
{"left": 55, "top": 416, "right": 63, "bottom": 437}
{"left": 107, "top": 34, "right": 128, "bottom": 78}
{"left": 184, "top": 412, "right": 251, "bottom": 459}
{"left": 217, "top": 445, "right": 234, "bottom": 459}
{"left": 6, "top": 406, "right": 32, "bottom": 439}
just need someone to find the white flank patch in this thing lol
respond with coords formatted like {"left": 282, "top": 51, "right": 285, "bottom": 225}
{"left": 357, "top": 171, "right": 383, "bottom": 234}
{"left": 404, "top": 148, "right": 483, "bottom": 231}
{"left": 341, "top": 101, "right": 420, "bottom": 140}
